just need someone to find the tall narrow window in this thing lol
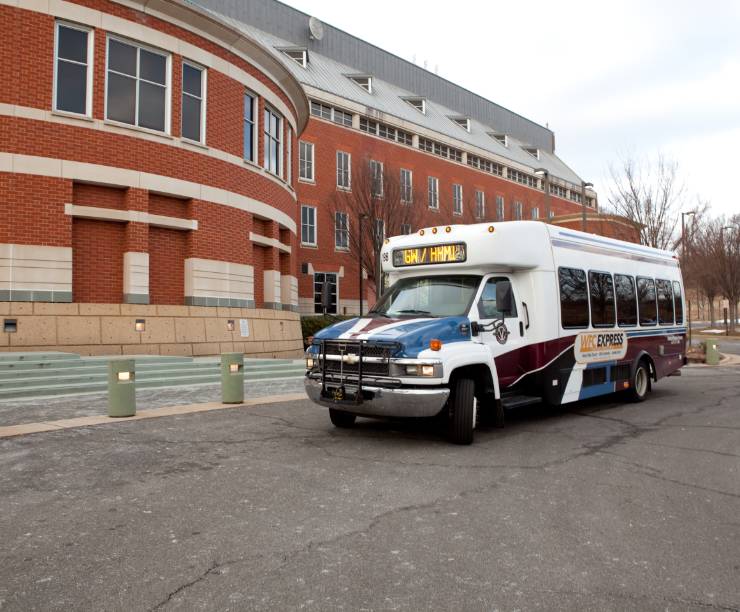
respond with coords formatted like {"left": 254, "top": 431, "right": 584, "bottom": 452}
{"left": 243, "top": 92, "right": 256, "bottom": 162}
{"left": 336, "top": 151, "right": 351, "bottom": 189}
{"left": 531, "top": 207, "right": 539, "bottom": 220}
{"left": 54, "top": 22, "right": 92, "bottom": 116}
{"left": 181, "top": 62, "right": 205, "bottom": 143}
{"left": 286, "top": 126, "right": 293, "bottom": 185}
{"left": 589, "top": 271, "right": 615, "bottom": 327}
{"left": 475, "top": 191, "right": 485, "bottom": 219}
{"left": 263, "top": 107, "right": 282, "bottom": 176}
{"left": 637, "top": 277, "right": 657, "bottom": 326}
{"left": 496, "top": 195, "right": 504, "bottom": 221}
{"left": 301, "top": 205, "right": 316, "bottom": 246}
{"left": 428, "top": 176, "right": 439, "bottom": 209}
{"left": 514, "top": 201, "right": 523, "bottom": 220}
{"left": 673, "top": 281, "right": 684, "bottom": 325}
{"left": 615, "top": 274, "right": 637, "bottom": 327}
{"left": 453, "top": 184, "right": 463, "bottom": 215}
{"left": 299, "top": 141, "right": 314, "bottom": 181}
{"left": 106, "top": 37, "right": 169, "bottom": 132}
{"left": 559, "top": 267, "right": 589, "bottom": 328}
{"left": 400, "top": 223, "right": 411, "bottom": 235}
{"left": 400, "top": 169, "right": 412, "bottom": 203}
{"left": 371, "top": 160, "right": 384, "bottom": 197}
{"left": 335, "top": 212, "right": 349, "bottom": 249}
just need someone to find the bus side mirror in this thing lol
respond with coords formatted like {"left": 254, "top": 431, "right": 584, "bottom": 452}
{"left": 496, "top": 281, "right": 513, "bottom": 317}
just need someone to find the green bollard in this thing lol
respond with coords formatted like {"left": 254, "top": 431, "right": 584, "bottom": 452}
{"left": 108, "top": 359, "right": 136, "bottom": 417}
{"left": 221, "top": 353, "right": 244, "bottom": 404}
{"left": 705, "top": 340, "right": 720, "bottom": 366}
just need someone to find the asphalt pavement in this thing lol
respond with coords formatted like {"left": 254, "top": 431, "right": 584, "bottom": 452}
{"left": 0, "top": 365, "right": 739, "bottom": 611}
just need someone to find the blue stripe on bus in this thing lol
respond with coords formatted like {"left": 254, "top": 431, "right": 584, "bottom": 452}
{"left": 578, "top": 360, "right": 617, "bottom": 400}
{"left": 626, "top": 327, "right": 687, "bottom": 338}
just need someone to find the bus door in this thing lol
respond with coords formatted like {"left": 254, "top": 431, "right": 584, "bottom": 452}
{"left": 471, "top": 275, "right": 526, "bottom": 387}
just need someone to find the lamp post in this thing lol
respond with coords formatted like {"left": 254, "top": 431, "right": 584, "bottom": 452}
{"left": 681, "top": 210, "right": 696, "bottom": 344}
{"left": 358, "top": 213, "right": 368, "bottom": 316}
{"left": 534, "top": 168, "right": 550, "bottom": 222}
{"left": 580, "top": 181, "right": 593, "bottom": 231}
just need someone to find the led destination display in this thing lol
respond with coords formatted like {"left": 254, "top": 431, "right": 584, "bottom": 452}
{"left": 392, "top": 242, "right": 467, "bottom": 267}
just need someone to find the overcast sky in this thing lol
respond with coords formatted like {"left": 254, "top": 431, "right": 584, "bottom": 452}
{"left": 282, "top": 0, "right": 740, "bottom": 217}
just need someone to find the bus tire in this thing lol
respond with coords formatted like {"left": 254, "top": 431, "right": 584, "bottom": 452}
{"left": 449, "top": 378, "right": 475, "bottom": 445}
{"left": 628, "top": 360, "right": 651, "bottom": 403}
{"left": 329, "top": 408, "right": 356, "bottom": 428}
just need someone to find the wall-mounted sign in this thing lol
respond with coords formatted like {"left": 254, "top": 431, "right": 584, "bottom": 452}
{"left": 239, "top": 319, "right": 250, "bottom": 338}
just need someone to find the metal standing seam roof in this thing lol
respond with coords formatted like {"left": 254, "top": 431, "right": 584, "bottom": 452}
{"left": 192, "top": 4, "right": 585, "bottom": 188}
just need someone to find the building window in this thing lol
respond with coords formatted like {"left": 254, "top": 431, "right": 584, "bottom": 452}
{"left": 301, "top": 205, "right": 316, "bottom": 246}
{"left": 335, "top": 212, "right": 349, "bottom": 250}
{"left": 418, "top": 137, "right": 463, "bottom": 163}
{"left": 514, "top": 201, "right": 523, "bottom": 220}
{"left": 450, "top": 116, "right": 471, "bottom": 132}
{"left": 286, "top": 126, "right": 293, "bottom": 185}
{"left": 243, "top": 92, "right": 256, "bottom": 162}
{"left": 360, "top": 117, "right": 412, "bottom": 146}
{"left": 490, "top": 132, "right": 508, "bottom": 147}
{"left": 54, "top": 22, "right": 93, "bottom": 116}
{"left": 615, "top": 274, "right": 638, "bottom": 327}
{"left": 310, "top": 100, "right": 331, "bottom": 120}
{"left": 496, "top": 195, "right": 504, "bottom": 221}
{"left": 348, "top": 75, "right": 373, "bottom": 93}
{"left": 475, "top": 190, "right": 485, "bottom": 219}
{"left": 310, "top": 100, "right": 353, "bottom": 127}
{"left": 404, "top": 97, "right": 426, "bottom": 114}
{"left": 467, "top": 154, "right": 503, "bottom": 177}
{"left": 263, "top": 107, "right": 282, "bottom": 176}
{"left": 589, "top": 271, "right": 615, "bottom": 327}
{"left": 181, "top": 62, "right": 205, "bottom": 143}
{"left": 428, "top": 176, "right": 439, "bottom": 209}
{"left": 400, "top": 223, "right": 411, "bottom": 235}
{"left": 336, "top": 151, "right": 351, "bottom": 190}
{"left": 400, "top": 169, "right": 412, "bottom": 203}
{"left": 559, "top": 267, "right": 589, "bottom": 328}
{"left": 507, "top": 168, "right": 538, "bottom": 188}
{"left": 523, "top": 146, "right": 540, "bottom": 160}
{"left": 453, "top": 184, "right": 463, "bottom": 215}
{"left": 314, "top": 272, "right": 338, "bottom": 314}
{"left": 531, "top": 207, "right": 539, "bottom": 220}
{"left": 106, "top": 37, "right": 170, "bottom": 132}
{"left": 371, "top": 160, "right": 384, "bottom": 197}
{"left": 637, "top": 277, "right": 657, "bottom": 326}
{"left": 299, "top": 141, "right": 314, "bottom": 181}
{"left": 280, "top": 47, "right": 308, "bottom": 67}
{"left": 333, "top": 108, "right": 353, "bottom": 127}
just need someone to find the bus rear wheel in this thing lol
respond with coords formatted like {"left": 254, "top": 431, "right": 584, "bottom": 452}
{"left": 449, "top": 378, "right": 475, "bottom": 445}
{"left": 628, "top": 360, "right": 651, "bottom": 402}
{"left": 329, "top": 408, "right": 356, "bottom": 428}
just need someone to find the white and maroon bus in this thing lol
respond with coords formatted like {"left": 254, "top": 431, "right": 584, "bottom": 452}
{"left": 305, "top": 221, "right": 686, "bottom": 444}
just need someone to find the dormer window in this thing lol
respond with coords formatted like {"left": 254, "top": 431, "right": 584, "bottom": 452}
{"left": 279, "top": 47, "right": 308, "bottom": 68}
{"left": 450, "top": 116, "right": 471, "bottom": 132}
{"left": 403, "top": 97, "right": 426, "bottom": 114}
{"left": 348, "top": 74, "right": 373, "bottom": 93}
{"left": 489, "top": 132, "right": 508, "bottom": 147}
{"left": 523, "top": 146, "right": 540, "bottom": 160}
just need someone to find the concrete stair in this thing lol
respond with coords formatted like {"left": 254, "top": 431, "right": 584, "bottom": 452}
{"left": 0, "top": 352, "right": 306, "bottom": 400}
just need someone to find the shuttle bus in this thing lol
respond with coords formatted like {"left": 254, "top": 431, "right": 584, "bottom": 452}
{"left": 304, "top": 221, "right": 686, "bottom": 444}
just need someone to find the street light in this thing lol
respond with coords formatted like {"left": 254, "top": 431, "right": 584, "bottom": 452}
{"left": 534, "top": 168, "right": 550, "bottom": 222}
{"left": 581, "top": 181, "right": 594, "bottom": 231}
{"left": 358, "top": 213, "right": 369, "bottom": 316}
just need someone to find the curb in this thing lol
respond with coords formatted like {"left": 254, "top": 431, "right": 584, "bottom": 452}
{"left": 0, "top": 392, "right": 307, "bottom": 439}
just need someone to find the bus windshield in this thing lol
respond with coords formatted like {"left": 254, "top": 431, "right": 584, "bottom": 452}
{"left": 370, "top": 275, "right": 482, "bottom": 318}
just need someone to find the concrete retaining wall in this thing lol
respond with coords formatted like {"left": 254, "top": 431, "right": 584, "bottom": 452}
{"left": 0, "top": 303, "right": 303, "bottom": 358}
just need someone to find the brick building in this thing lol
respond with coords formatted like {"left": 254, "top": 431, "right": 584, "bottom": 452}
{"left": 0, "top": 0, "right": 636, "bottom": 354}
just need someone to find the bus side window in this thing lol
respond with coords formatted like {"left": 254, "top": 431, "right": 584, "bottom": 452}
{"left": 673, "top": 281, "right": 684, "bottom": 324}
{"left": 559, "top": 267, "right": 589, "bottom": 328}
{"left": 589, "top": 271, "right": 615, "bottom": 327}
{"left": 478, "top": 277, "right": 517, "bottom": 320}
{"left": 656, "top": 279, "right": 674, "bottom": 325}
{"left": 637, "top": 277, "right": 657, "bottom": 326}
{"left": 615, "top": 274, "right": 637, "bottom": 327}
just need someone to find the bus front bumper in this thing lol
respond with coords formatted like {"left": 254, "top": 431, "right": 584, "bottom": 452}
{"left": 304, "top": 376, "right": 450, "bottom": 418}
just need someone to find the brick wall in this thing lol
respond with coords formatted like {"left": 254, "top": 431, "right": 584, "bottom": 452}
{"left": 72, "top": 218, "right": 125, "bottom": 303}
{"left": 149, "top": 227, "right": 186, "bottom": 305}
{"left": 72, "top": 183, "right": 126, "bottom": 210}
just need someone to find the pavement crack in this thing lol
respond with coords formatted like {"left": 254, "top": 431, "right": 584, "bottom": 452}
{"left": 149, "top": 559, "right": 222, "bottom": 611}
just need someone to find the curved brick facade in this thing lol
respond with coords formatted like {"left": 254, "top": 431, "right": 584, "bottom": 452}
{"left": 0, "top": 0, "right": 308, "bottom": 356}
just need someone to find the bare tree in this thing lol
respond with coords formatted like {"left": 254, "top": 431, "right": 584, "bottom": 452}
{"left": 332, "top": 158, "right": 425, "bottom": 295}
{"left": 607, "top": 153, "right": 686, "bottom": 249}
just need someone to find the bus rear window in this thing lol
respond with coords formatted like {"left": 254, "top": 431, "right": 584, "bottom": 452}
{"left": 656, "top": 279, "right": 674, "bottom": 325}
{"left": 637, "top": 277, "right": 657, "bottom": 326}
{"left": 615, "top": 274, "right": 637, "bottom": 327}
{"left": 559, "top": 267, "right": 589, "bottom": 328}
{"left": 673, "top": 281, "right": 684, "bottom": 324}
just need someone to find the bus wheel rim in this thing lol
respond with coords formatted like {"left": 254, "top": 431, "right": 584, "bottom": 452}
{"left": 636, "top": 367, "right": 647, "bottom": 396}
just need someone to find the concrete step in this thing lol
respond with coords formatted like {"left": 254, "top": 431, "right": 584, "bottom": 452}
{"left": 0, "top": 355, "right": 194, "bottom": 371}
{"left": 0, "top": 351, "right": 82, "bottom": 362}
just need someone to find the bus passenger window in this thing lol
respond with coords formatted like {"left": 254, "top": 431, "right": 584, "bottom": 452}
{"left": 673, "top": 281, "right": 684, "bottom": 325}
{"left": 615, "top": 274, "right": 637, "bottom": 327}
{"left": 559, "top": 267, "right": 589, "bottom": 328}
{"left": 637, "top": 277, "right": 657, "bottom": 326}
{"left": 656, "top": 279, "right": 674, "bottom": 325}
{"left": 589, "top": 271, "right": 615, "bottom": 327}
{"left": 477, "top": 277, "right": 517, "bottom": 319}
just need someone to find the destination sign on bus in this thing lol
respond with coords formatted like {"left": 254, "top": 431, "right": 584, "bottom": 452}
{"left": 392, "top": 242, "right": 467, "bottom": 267}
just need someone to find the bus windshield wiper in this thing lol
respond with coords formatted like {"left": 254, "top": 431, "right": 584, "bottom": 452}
{"left": 396, "top": 309, "right": 431, "bottom": 315}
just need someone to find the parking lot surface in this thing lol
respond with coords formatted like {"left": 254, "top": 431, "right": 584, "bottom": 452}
{"left": 1, "top": 365, "right": 739, "bottom": 611}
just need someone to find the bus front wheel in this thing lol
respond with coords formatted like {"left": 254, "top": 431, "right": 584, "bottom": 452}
{"left": 329, "top": 408, "right": 356, "bottom": 428}
{"left": 449, "top": 378, "right": 475, "bottom": 445}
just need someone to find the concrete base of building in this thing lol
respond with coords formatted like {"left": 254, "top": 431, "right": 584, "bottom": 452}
{"left": 0, "top": 302, "right": 303, "bottom": 358}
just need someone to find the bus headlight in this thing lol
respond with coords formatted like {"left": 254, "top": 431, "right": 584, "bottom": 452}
{"left": 392, "top": 361, "right": 441, "bottom": 377}
{"left": 305, "top": 357, "right": 315, "bottom": 370}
